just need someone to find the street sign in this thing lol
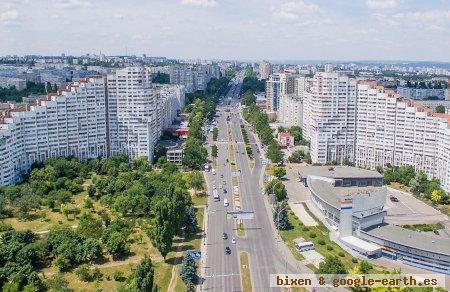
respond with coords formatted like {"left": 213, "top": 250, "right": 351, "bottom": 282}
{"left": 227, "top": 210, "right": 254, "bottom": 220}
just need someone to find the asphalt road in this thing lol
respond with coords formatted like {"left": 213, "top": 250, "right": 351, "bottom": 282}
{"left": 203, "top": 74, "right": 305, "bottom": 291}
{"left": 202, "top": 79, "right": 242, "bottom": 291}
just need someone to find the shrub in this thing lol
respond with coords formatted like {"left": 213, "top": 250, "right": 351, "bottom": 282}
{"left": 113, "top": 271, "right": 125, "bottom": 282}
{"left": 326, "top": 245, "right": 333, "bottom": 251}
{"left": 338, "top": 252, "right": 345, "bottom": 257}
{"left": 75, "top": 264, "right": 92, "bottom": 282}
{"left": 351, "top": 258, "right": 358, "bottom": 264}
{"left": 309, "top": 233, "right": 317, "bottom": 238}
{"left": 318, "top": 240, "right": 325, "bottom": 245}
{"left": 302, "top": 227, "right": 309, "bottom": 232}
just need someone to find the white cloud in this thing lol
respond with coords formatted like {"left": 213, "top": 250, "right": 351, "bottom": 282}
{"left": 181, "top": 0, "right": 218, "bottom": 8}
{"left": 0, "top": 10, "right": 18, "bottom": 22}
{"left": 366, "top": 0, "right": 398, "bottom": 9}
{"left": 375, "top": 10, "right": 450, "bottom": 28}
{"left": 272, "top": 1, "right": 329, "bottom": 26}
{"left": 54, "top": 0, "right": 93, "bottom": 9}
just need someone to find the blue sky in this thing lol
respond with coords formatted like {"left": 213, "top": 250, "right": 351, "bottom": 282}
{"left": 0, "top": 0, "right": 449, "bottom": 61}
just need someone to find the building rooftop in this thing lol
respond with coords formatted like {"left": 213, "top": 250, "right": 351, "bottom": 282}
{"left": 364, "top": 224, "right": 450, "bottom": 256}
{"left": 308, "top": 178, "right": 385, "bottom": 209}
{"left": 298, "top": 165, "right": 382, "bottom": 179}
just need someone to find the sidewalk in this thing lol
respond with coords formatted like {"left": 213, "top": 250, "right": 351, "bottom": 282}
{"left": 198, "top": 172, "right": 210, "bottom": 291}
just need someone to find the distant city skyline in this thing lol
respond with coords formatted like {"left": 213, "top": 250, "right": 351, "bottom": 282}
{"left": 1, "top": 0, "right": 449, "bottom": 61}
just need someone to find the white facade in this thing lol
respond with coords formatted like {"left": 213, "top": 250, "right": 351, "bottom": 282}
{"left": 278, "top": 94, "right": 303, "bottom": 127}
{"left": 259, "top": 60, "right": 272, "bottom": 80}
{"left": 309, "top": 72, "right": 357, "bottom": 164}
{"left": 356, "top": 82, "right": 450, "bottom": 192}
{"left": 0, "top": 67, "right": 186, "bottom": 186}
{"left": 0, "top": 77, "right": 108, "bottom": 185}
{"left": 107, "top": 67, "right": 158, "bottom": 161}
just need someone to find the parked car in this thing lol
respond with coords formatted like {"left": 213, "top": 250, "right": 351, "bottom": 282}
{"left": 222, "top": 233, "right": 228, "bottom": 240}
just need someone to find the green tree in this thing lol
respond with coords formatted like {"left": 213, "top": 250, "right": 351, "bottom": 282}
{"left": 188, "top": 171, "right": 204, "bottom": 194}
{"left": 104, "top": 231, "right": 129, "bottom": 258}
{"left": 212, "top": 127, "right": 219, "bottom": 141}
{"left": 184, "top": 205, "right": 198, "bottom": 235}
{"left": 211, "top": 144, "right": 218, "bottom": 158}
{"left": 288, "top": 150, "right": 305, "bottom": 163}
{"left": 357, "top": 260, "right": 373, "bottom": 274}
{"left": 265, "top": 179, "right": 287, "bottom": 202}
{"left": 77, "top": 212, "right": 103, "bottom": 239}
{"left": 273, "top": 201, "right": 288, "bottom": 230}
{"left": 180, "top": 252, "right": 197, "bottom": 285}
{"left": 317, "top": 256, "right": 347, "bottom": 274}
{"left": 267, "top": 144, "right": 283, "bottom": 164}
{"left": 147, "top": 198, "right": 175, "bottom": 258}
{"left": 409, "top": 171, "right": 428, "bottom": 196}
{"left": 135, "top": 257, "right": 156, "bottom": 292}
{"left": 183, "top": 138, "right": 208, "bottom": 169}
{"left": 288, "top": 126, "right": 303, "bottom": 145}
{"left": 272, "top": 167, "right": 286, "bottom": 179}
{"left": 152, "top": 72, "right": 170, "bottom": 84}
{"left": 435, "top": 105, "right": 446, "bottom": 113}
{"left": 46, "top": 273, "right": 72, "bottom": 292}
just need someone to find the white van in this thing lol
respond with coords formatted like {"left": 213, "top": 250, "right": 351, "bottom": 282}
{"left": 223, "top": 198, "right": 229, "bottom": 207}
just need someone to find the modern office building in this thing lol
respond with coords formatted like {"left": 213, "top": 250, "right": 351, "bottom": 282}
{"left": 308, "top": 72, "right": 357, "bottom": 164}
{"left": 360, "top": 224, "right": 450, "bottom": 274}
{"left": 299, "top": 165, "right": 450, "bottom": 273}
{"left": 298, "top": 166, "right": 386, "bottom": 237}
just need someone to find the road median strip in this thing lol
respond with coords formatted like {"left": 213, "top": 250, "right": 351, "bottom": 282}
{"left": 239, "top": 252, "right": 252, "bottom": 292}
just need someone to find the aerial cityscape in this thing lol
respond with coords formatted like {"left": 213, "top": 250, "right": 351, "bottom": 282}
{"left": 0, "top": 0, "right": 450, "bottom": 291}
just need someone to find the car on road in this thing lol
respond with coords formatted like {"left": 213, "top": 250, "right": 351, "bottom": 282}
{"left": 231, "top": 237, "right": 236, "bottom": 244}
{"left": 213, "top": 184, "right": 216, "bottom": 190}
{"left": 222, "top": 233, "right": 228, "bottom": 240}
{"left": 223, "top": 189, "right": 227, "bottom": 194}
{"left": 390, "top": 196, "right": 399, "bottom": 202}
{"left": 225, "top": 247, "right": 231, "bottom": 255}
{"left": 223, "top": 198, "right": 229, "bottom": 207}
{"left": 218, "top": 184, "right": 222, "bottom": 189}
{"left": 434, "top": 230, "right": 440, "bottom": 235}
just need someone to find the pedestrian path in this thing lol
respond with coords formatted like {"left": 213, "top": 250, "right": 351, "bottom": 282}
{"left": 288, "top": 202, "right": 318, "bottom": 226}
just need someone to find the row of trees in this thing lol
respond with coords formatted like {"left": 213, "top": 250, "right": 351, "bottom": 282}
{"left": 0, "top": 81, "right": 58, "bottom": 103}
{"left": 241, "top": 69, "right": 265, "bottom": 93}
{"left": 242, "top": 104, "right": 283, "bottom": 163}
{"left": 380, "top": 165, "right": 449, "bottom": 205}
{"left": 182, "top": 76, "right": 231, "bottom": 169}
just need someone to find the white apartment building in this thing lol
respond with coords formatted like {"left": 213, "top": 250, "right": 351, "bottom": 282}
{"left": 356, "top": 82, "right": 450, "bottom": 192}
{"left": 308, "top": 72, "right": 357, "bottom": 164}
{"left": 266, "top": 73, "right": 296, "bottom": 113}
{"left": 107, "top": 67, "right": 159, "bottom": 161}
{"left": 259, "top": 60, "right": 272, "bottom": 80}
{"left": 155, "top": 84, "right": 186, "bottom": 132}
{"left": 0, "top": 67, "right": 186, "bottom": 186}
{"left": 0, "top": 77, "right": 108, "bottom": 185}
{"left": 278, "top": 94, "right": 303, "bottom": 127}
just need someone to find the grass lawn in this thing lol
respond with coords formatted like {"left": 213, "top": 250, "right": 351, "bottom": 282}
{"left": 280, "top": 206, "right": 356, "bottom": 270}
{"left": 237, "top": 222, "right": 245, "bottom": 237}
{"left": 239, "top": 252, "right": 252, "bottom": 292}
{"left": 191, "top": 193, "right": 207, "bottom": 207}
